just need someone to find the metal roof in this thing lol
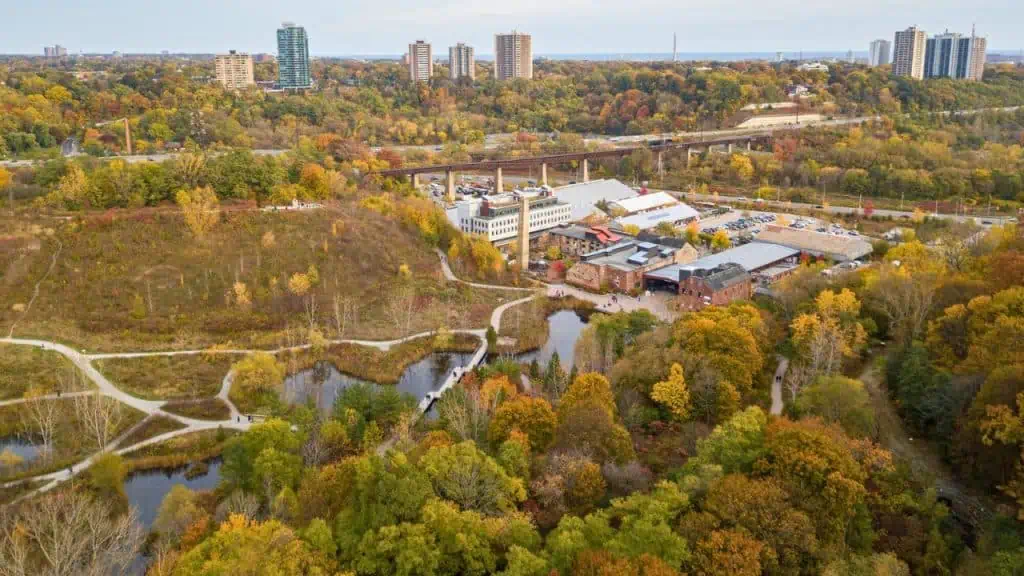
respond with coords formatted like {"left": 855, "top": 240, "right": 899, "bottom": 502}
{"left": 613, "top": 203, "right": 700, "bottom": 230}
{"left": 754, "top": 226, "right": 873, "bottom": 261}
{"left": 609, "top": 192, "right": 679, "bottom": 214}
{"left": 645, "top": 242, "right": 798, "bottom": 282}
{"left": 552, "top": 179, "right": 638, "bottom": 221}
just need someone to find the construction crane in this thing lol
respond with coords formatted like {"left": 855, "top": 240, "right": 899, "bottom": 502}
{"left": 94, "top": 118, "right": 132, "bottom": 155}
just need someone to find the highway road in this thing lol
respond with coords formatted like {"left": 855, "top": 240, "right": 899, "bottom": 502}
{"left": 660, "top": 189, "right": 1017, "bottom": 225}
{"left": 0, "top": 148, "right": 288, "bottom": 168}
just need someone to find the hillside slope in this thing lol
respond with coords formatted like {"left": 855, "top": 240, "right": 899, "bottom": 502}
{"left": 0, "top": 203, "right": 503, "bottom": 351}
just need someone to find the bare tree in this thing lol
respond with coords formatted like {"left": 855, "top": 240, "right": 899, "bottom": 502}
{"left": 214, "top": 491, "right": 261, "bottom": 524}
{"left": 304, "top": 294, "right": 319, "bottom": 331}
{"left": 0, "top": 491, "right": 143, "bottom": 576}
{"left": 332, "top": 293, "right": 357, "bottom": 338}
{"left": 73, "top": 394, "right": 124, "bottom": 451}
{"left": 871, "top": 268, "right": 938, "bottom": 344}
{"left": 19, "top": 395, "right": 61, "bottom": 462}
{"left": 386, "top": 283, "right": 416, "bottom": 337}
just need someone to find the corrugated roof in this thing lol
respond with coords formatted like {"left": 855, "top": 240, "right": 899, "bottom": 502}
{"left": 610, "top": 192, "right": 679, "bottom": 214}
{"left": 754, "top": 226, "right": 872, "bottom": 261}
{"left": 613, "top": 203, "right": 700, "bottom": 231}
{"left": 645, "top": 242, "right": 798, "bottom": 282}
{"left": 553, "top": 179, "right": 637, "bottom": 221}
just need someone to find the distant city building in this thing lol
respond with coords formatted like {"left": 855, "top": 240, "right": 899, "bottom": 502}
{"left": 869, "top": 39, "right": 892, "bottom": 66}
{"left": 277, "top": 22, "right": 312, "bottom": 90}
{"left": 448, "top": 43, "right": 475, "bottom": 80}
{"left": 494, "top": 31, "right": 533, "bottom": 80}
{"left": 924, "top": 29, "right": 987, "bottom": 81}
{"left": 408, "top": 40, "right": 433, "bottom": 82}
{"left": 893, "top": 26, "right": 927, "bottom": 79}
{"left": 846, "top": 50, "right": 855, "bottom": 64}
{"left": 796, "top": 62, "right": 830, "bottom": 72}
{"left": 43, "top": 45, "right": 67, "bottom": 58}
{"left": 776, "top": 52, "right": 784, "bottom": 63}
{"left": 962, "top": 32, "right": 987, "bottom": 81}
{"left": 215, "top": 50, "right": 255, "bottom": 90}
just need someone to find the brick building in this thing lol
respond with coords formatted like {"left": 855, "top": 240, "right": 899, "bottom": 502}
{"left": 566, "top": 240, "right": 698, "bottom": 293}
{"left": 675, "top": 263, "right": 751, "bottom": 311}
{"left": 544, "top": 225, "right": 622, "bottom": 257}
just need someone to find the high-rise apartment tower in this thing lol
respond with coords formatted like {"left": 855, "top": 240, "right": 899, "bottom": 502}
{"left": 893, "top": 26, "right": 927, "bottom": 79}
{"left": 449, "top": 43, "right": 475, "bottom": 80}
{"left": 215, "top": 51, "right": 255, "bottom": 90}
{"left": 869, "top": 39, "right": 891, "bottom": 66}
{"left": 408, "top": 40, "right": 433, "bottom": 82}
{"left": 494, "top": 31, "right": 533, "bottom": 80}
{"left": 277, "top": 22, "right": 311, "bottom": 90}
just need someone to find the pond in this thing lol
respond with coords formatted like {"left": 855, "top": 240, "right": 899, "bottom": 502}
{"left": 282, "top": 352, "right": 477, "bottom": 414}
{"left": 516, "top": 310, "right": 588, "bottom": 369}
{"left": 0, "top": 437, "right": 44, "bottom": 463}
{"left": 124, "top": 460, "right": 223, "bottom": 530}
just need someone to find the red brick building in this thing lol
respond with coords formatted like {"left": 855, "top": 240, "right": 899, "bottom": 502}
{"left": 675, "top": 263, "right": 751, "bottom": 311}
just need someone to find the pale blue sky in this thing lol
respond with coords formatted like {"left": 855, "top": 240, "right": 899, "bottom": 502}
{"left": 3, "top": 0, "right": 1021, "bottom": 55}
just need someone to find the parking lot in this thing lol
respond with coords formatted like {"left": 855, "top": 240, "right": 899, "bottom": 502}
{"left": 697, "top": 206, "right": 864, "bottom": 241}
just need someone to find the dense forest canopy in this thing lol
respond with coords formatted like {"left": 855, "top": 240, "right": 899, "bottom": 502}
{"left": 2, "top": 56, "right": 1023, "bottom": 156}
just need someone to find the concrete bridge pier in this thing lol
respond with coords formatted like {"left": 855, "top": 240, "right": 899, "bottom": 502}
{"left": 746, "top": 139, "right": 752, "bottom": 152}
{"left": 657, "top": 151, "right": 664, "bottom": 178}
{"left": 582, "top": 158, "right": 589, "bottom": 182}
{"left": 686, "top": 148, "right": 696, "bottom": 168}
{"left": 495, "top": 167, "right": 503, "bottom": 193}
{"left": 446, "top": 169, "right": 455, "bottom": 202}
{"left": 412, "top": 173, "right": 420, "bottom": 189}
{"left": 727, "top": 143, "right": 734, "bottom": 154}
{"left": 541, "top": 163, "right": 548, "bottom": 187}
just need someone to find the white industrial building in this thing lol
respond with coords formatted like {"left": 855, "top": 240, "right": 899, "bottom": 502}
{"left": 609, "top": 192, "right": 680, "bottom": 215}
{"left": 454, "top": 189, "right": 571, "bottom": 244}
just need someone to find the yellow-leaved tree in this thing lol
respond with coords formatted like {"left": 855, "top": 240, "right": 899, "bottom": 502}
{"left": 175, "top": 186, "right": 220, "bottom": 239}
{"left": 790, "top": 288, "right": 868, "bottom": 388}
{"left": 652, "top": 363, "right": 691, "bottom": 421}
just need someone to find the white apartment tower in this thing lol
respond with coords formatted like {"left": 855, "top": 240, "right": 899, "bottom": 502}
{"left": 869, "top": 39, "right": 891, "bottom": 67}
{"left": 963, "top": 32, "right": 987, "bottom": 81}
{"left": 449, "top": 43, "right": 475, "bottom": 80}
{"left": 893, "top": 26, "right": 927, "bottom": 79}
{"left": 494, "top": 31, "right": 533, "bottom": 80}
{"left": 408, "top": 40, "right": 433, "bottom": 82}
{"left": 215, "top": 50, "right": 255, "bottom": 90}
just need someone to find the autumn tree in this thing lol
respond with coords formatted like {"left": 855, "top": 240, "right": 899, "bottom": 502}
{"left": 232, "top": 352, "right": 286, "bottom": 397}
{"left": 420, "top": 440, "right": 527, "bottom": 515}
{"left": 790, "top": 288, "right": 867, "bottom": 387}
{"left": 651, "top": 363, "right": 691, "bottom": 421}
{"left": 0, "top": 167, "right": 11, "bottom": 215}
{"left": 176, "top": 185, "right": 220, "bottom": 239}
{"left": 0, "top": 491, "right": 144, "bottom": 576}
{"left": 489, "top": 395, "right": 557, "bottom": 452}
{"left": 172, "top": 515, "right": 337, "bottom": 575}
{"left": 690, "top": 529, "right": 764, "bottom": 576}
{"left": 710, "top": 230, "right": 731, "bottom": 252}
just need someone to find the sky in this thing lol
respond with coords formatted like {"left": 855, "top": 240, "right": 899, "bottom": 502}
{"left": 3, "top": 0, "right": 1021, "bottom": 56}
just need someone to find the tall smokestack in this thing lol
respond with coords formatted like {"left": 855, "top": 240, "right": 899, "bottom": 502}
{"left": 519, "top": 194, "right": 530, "bottom": 271}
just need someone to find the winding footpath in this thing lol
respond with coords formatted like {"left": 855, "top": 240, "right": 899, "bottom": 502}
{"left": 2, "top": 251, "right": 544, "bottom": 501}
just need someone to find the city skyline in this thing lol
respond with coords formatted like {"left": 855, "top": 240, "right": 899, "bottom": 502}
{"left": 4, "top": 0, "right": 1020, "bottom": 55}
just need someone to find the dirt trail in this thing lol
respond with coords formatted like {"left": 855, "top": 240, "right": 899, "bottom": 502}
{"left": 859, "top": 357, "right": 995, "bottom": 529}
